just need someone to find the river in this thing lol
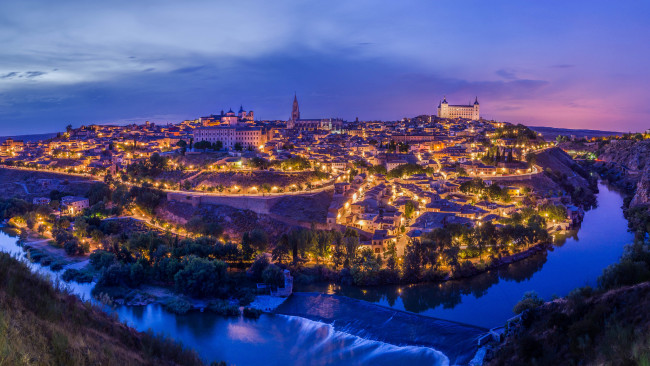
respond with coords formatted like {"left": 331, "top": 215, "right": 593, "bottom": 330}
{"left": 297, "top": 182, "right": 634, "bottom": 328}
{"left": 0, "top": 182, "right": 633, "bottom": 365}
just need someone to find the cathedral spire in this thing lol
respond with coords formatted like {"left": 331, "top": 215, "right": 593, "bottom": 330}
{"left": 291, "top": 93, "right": 300, "bottom": 121}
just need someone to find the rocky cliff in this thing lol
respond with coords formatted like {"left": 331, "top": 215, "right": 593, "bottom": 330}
{"left": 533, "top": 147, "right": 597, "bottom": 207}
{"left": 597, "top": 140, "right": 650, "bottom": 207}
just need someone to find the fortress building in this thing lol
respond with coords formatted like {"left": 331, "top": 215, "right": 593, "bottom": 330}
{"left": 437, "top": 97, "right": 480, "bottom": 120}
{"left": 193, "top": 126, "right": 270, "bottom": 150}
{"left": 200, "top": 106, "right": 254, "bottom": 126}
{"left": 194, "top": 105, "right": 272, "bottom": 150}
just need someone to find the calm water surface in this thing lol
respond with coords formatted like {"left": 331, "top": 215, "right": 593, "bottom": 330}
{"left": 0, "top": 182, "right": 632, "bottom": 364}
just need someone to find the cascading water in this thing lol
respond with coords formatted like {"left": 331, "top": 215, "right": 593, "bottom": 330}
{"left": 0, "top": 231, "right": 455, "bottom": 366}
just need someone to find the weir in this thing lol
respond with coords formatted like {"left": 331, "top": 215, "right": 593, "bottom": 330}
{"left": 275, "top": 292, "right": 488, "bottom": 365}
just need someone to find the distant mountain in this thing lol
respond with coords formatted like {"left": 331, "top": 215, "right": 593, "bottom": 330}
{"left": 528, "top": 126, "right": 623, "bottom": 141}
{"left": 0, "top": 132, "right": 58, "bottom": 143}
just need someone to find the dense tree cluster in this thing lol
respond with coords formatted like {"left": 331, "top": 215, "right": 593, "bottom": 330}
{"left": 493, "top": 123, "right": 541, "bottom": 146}
{"left": 125, "top": 153, "right": 170, "bottom": 178}
{"left": 459, "top": 178, "right": 512, "bottom": 202}
{"left": 193, "top": 140, "right": 223, "bottom": 151}
{"left": 387, "top": 163, "right": 433, "bottom": 178}
{"left": 91, "top": 232, "right": 244, "bottom": 298}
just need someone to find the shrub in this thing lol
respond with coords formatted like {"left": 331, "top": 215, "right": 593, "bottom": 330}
{"left": 207, "top": 300, "right": 240, "bottom": 317}
{"left": 453, "top": 260, "right": 476, "bottom": 278}
{"left": 242, "top": 307, "right": 262, "bottom": 319}
{"left": 63, "top": 239, "right": 82, "bottom": 255}
{"left": 164, "top": 298, "right": 192, "bottom": 315}
{"left": 61, "top": 269, "right": 93, "bottom": 283}
{"left": 598, "top": 260, "right": 650, "bottom": 290}
{"left": 249, "top": 255, "right": 270, "bottom": 281}
{"left": 262, "top": 264, "right": 285, "bottom": 288}
{"left": 89, "top": 250, "right": 116, "bottom": 270}
{"left": 237, "top": 288, "right": 256, "bottom": 306}
{"left": 174, "top": 256, "right": 228, "bottom": 298}
{"left": 513, "top": 291, "right": 544, "bottom": 314}
{"left": 96, "top": 264, "right": 127, "bottom": 287}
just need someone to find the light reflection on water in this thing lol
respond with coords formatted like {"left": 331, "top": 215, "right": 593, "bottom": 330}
{"left": 0, "top": 182, "right": 631, "bottom": 364}
{"left": 297, "top": 182, "right": 633, "bottom": 328}
{"left": 0, "top": 231, "right": 448, "bottom": 366}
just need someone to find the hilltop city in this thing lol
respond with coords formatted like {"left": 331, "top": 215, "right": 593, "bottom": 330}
{"left": 1, "top": 92, "right": 650, "bottom": 366}
{"left": 0, "top": 95, "right": 588, "bottom": 260}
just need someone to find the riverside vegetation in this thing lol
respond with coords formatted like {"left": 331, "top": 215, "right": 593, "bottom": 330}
{"left": 487, "top": 137, "right": 650, "bottom": 366}
{"left": 0, "top": 166, "right": 571, "bottom": 309}
{"left": 0, "top": 251, "right": 227, "bottom": 366}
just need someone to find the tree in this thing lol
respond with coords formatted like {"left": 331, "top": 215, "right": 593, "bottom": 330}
{"left": 343, "top": 228, "right": 360, "bottom": 268}
{"left": 213, "top": 141, "right": 223, "bottom": 151}
{"left": 287, "top": 228, "right": 313, "bottom": 264}
{"left": 272, "top": 234, "right": 290, "bottom": 264}
{"left": 248, "top": 228, "right": 269, "bottom": 253}
{"left": 455, "top": 166, "right": 468, "bottom": 177}
{"left": 404, "top": 200, "right": 417, "bottom": 219}
{"left": 402, "top": 241, "right": 422, "bottom": 282}
{"left": 241, "top": 232, "right": 255, "bottom": 261}
{"left": 310, "top": 230, "right": 332, "bottom": 264}
{"left": 525, "top": 152, "right": 537, "bottom": 166}
{"left": 90, "top": 250, "right": 116, "bottom": 270}
{"left": 64, "top": 239, "right": 83, "bottom": 255}
{"left": 149, "top": 153, "right": 168, "bottom": 171}
{"left": 398, "top": 142, "right": 409, "bottom": 153}
{"left": 330, "top": 230, "right": 345, "bottom": 268}
{"left": 73, "top": 217, "right": 89, "bottom": 239}
{"left": 194, "top": 140, "right": 212, "bottom": 150}
{"left": 234, "top": 142, "right": 243, "bottom": 151}
{"left": 384, "top": 242, "right": 398, "bottom": 271}
{"left": 350, "top": 248, "right": 381, "bottom": 285}
{"left": 513, "top": 291, "right": 544, "bottom": 314}
{"left": 129, "top": 262, "right": 145, "bottom": 287}
{"left": 174, "top": 256, "right": 228, "bottom": 297}
{"left": 249, "top": 255, "right": 270, "bottom": 281}
{"left": 129, "top": 184, "right": 164, "bottom": 214}
{"left": 262, "top": 264, "right": 285, "bottom": 289}
{"left": 87, "top": 182, "right": 111, "bottom": 205}
{"left": 367, "top": 165, "right": 388, "bottom": 175}
{"left": 387, "top": 140, "right": 397, "bottom": 153}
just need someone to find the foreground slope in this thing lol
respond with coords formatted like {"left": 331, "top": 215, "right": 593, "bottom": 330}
{"left": 0, "top": 252, "right": 208, "bottom": 366}
{"left": 487, "top": 282, "right": 650, "bottom": 365}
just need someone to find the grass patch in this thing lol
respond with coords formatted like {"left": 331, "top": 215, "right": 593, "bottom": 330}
{"left": 207, "top": 300, "right": 241, "bottom": 317}
{"left": 61, "top": 268, "right": 93, "bottom": 283}
{"left": 0, "top": 252, "right": 210, "bottom": 366}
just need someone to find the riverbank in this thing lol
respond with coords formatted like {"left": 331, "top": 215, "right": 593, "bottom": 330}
{"left": 295, "top": 182, "right": 633, "bottom": 328}
{"left": 0, "top": 251, "right": 209, "bottom": 366}
{"left": 0, "top": 230, "right": 455, "bottom": 366}
{"left": 2, "top": 225, "right": 290, "bottom": 316}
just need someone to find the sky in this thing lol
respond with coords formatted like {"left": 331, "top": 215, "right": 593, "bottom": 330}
{"left": 1, "top": 0, "right": 649, "bottom": 135}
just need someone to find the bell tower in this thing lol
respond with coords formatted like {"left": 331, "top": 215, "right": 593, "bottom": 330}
{"left": 291, "top": 93, "right": 300, "bottom": 122}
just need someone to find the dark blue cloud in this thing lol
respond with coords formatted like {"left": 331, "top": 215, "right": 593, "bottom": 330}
{"left": 0, "top": 0, "right": 649, "bottom": 134}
